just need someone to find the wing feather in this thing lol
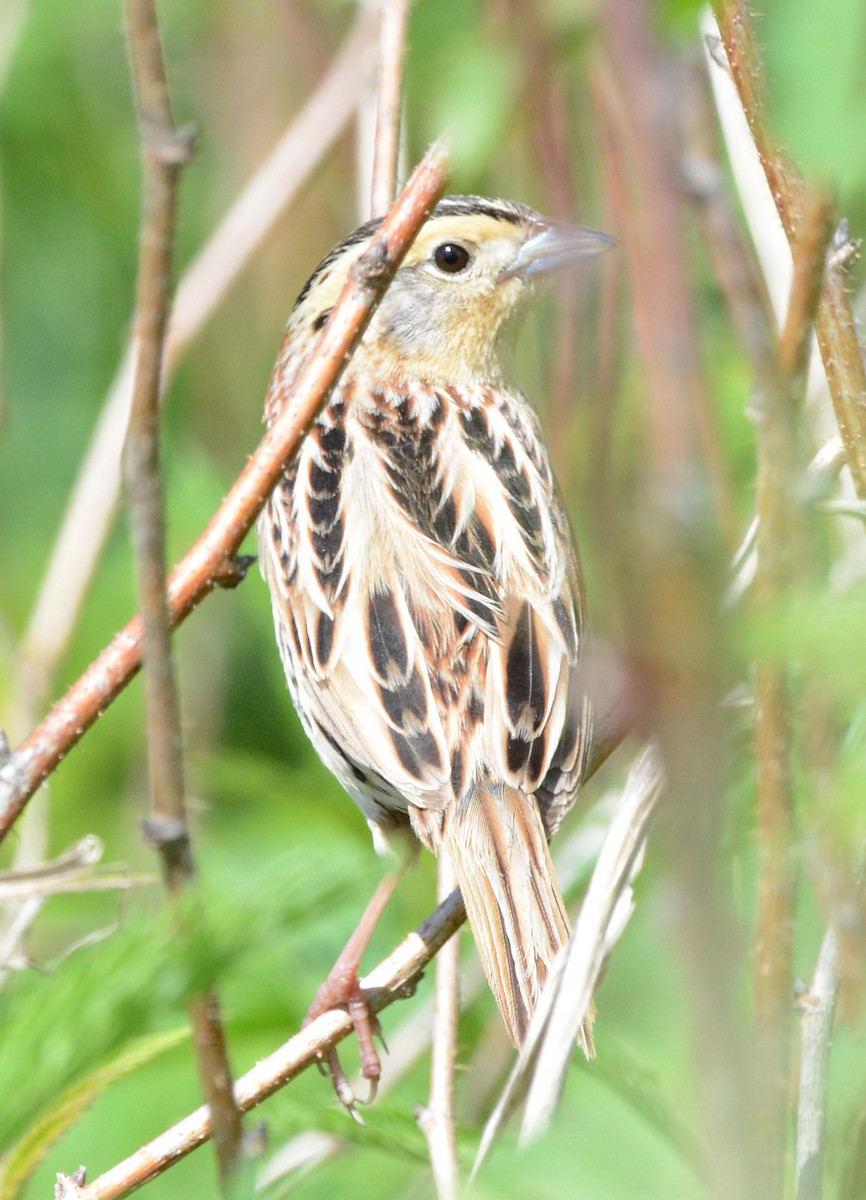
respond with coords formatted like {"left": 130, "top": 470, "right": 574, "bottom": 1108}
{"left": 258, "top": 379, "right": 591, "bottom": 834}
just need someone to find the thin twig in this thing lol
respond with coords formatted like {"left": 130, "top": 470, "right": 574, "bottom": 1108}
{"left": 0, "top": 139, "right": 450, "bottom": 846}
{"left": 795, "top": 924, "right": 841, "bottom": 1200}
{"left": 417, "top": 850, "right": 460, "bottom": 1200}
{"left": 18, "top": 5, "right": 379, "bottom": 715}
{"left": 123, "top": 0, "right": 243, "bottom": 1185}
{"left": 711, "top": 0, "right": 866, "bottom": 499}
{"left": 369, "top": 0, "right": 412, "bottom": 218}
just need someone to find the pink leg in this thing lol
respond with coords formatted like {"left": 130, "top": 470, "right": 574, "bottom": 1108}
{"left": 305, "top": 867, "right": 405, "bottom": 1114}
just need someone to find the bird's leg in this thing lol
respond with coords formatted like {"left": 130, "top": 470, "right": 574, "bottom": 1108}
{"left": 305, "top": 857, "right": 411, "bottom": 1112}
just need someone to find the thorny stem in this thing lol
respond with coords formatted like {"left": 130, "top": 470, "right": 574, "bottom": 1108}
{"left": 123, "top": 0, "right": 243, "bottom": 1186}
{"left": 753, "top": 194, "right": 836, "bottom": 1197}
{"left": 370, "top": 0, "right": 412, "bottom": 218}
{"left": 0, "top": 139, "right": 450, "bottom": 847}
{"left": 712, "top": 0, "right": 866, "bottom": 499}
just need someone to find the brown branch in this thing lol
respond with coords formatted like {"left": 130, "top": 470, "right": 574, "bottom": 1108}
{"left": 124, "top": 0, "right": 193, "bottom": 887}
{"left": 123, "top": 1, "right": 243, "bottom": 1185}
{"left": 712, "top": 0, "right": 866, "bottom": 499}
{"left": 753, "top": 193, "right": 836, "bottom": 1197}
{"left": 370, "top": 0, "right": 412, "bottom": 217}
{"left": 0, "top": 139, "right": 450, "bottom": 847}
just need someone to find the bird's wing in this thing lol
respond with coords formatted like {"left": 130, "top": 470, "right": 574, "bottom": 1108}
{"left": 259, "top": 383, "right": 591, "bottom": 827}
{"left": 456, "top": 391, "right": 592, "bottom": 834}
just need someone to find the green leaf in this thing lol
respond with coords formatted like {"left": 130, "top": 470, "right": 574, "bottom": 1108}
{"left": 0, "top": 1028, "right": 187, "bottom": 1200}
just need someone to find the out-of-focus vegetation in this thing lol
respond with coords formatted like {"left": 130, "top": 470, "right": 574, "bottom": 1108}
{"left": 1, "top": 1, "right": 866, "bottom": 1197}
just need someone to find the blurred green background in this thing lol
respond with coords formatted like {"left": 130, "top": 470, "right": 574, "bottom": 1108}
{"left": 1, "top": 0, "right": 866, "bottom": 1197}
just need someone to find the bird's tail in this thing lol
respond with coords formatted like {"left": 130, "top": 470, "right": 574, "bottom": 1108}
{"left": 442, "top": 780, "right": 594, "bottom": 1054}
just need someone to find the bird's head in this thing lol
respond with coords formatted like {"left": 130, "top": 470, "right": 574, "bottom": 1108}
{"left": 288, "top": 197, "right": 615, "bottom": 386}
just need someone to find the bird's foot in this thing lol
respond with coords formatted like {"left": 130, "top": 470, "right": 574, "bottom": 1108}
{"left": 305, "top": 962, "right": 384, "bottom": 1118}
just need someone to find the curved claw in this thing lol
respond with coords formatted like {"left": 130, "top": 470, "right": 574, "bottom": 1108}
{"left": 324, "top": 1046, "right": 364, "bottom": 1120}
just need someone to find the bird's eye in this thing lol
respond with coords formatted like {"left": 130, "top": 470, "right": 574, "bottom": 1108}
{"left": 433, "top": 242, "right": 472, "bottom": 274}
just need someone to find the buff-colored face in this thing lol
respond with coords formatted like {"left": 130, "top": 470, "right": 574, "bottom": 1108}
{"left": 288, "top": 197, "right": 615, "bottom": 385}
{"left": 368, "top": 214, "right": 535, "bottom": 380}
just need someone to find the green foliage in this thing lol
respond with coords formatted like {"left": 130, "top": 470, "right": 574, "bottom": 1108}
{"left": 0, "top": 1029, "right": 188, "bottom": 1200}
{"left": 2, "top": 0, "right": 866, "bottom": 1198}
{"left": 765, "top": 0, "right": 866, "bottom": 210}
{"left": 407, "top": 3, "right": 520, "bottom": 178}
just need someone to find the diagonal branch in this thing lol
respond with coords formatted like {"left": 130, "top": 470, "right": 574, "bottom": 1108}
{"left": 57, "top": 889, "right": 467, "bottom": 1200}
{"left": 0, "top": 139, "right": 450, "bottom": 847}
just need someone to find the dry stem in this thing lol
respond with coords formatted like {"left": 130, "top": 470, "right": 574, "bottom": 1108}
{"left": 124, "top": 0, "right": 193, "bottom": 888}
{"left": 795, "top": 924, "right": 841, "bottom": 1200}
{"left": 417, "top": 851, "right": 460, "bottom": 1200}
{"left": 370, "top": 0, "right": 412, "bottom": 217}
{"left": 0, "top": 139, "right": 450, "bottom": 847}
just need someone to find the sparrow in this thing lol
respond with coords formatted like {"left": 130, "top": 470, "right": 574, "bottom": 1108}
{"left": 258, "top": 196, "right": 612, "bottom": 1078}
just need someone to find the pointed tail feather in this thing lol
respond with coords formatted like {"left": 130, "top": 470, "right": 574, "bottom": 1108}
{"left": 443, "top": 780, "right": 595, "bottom": 1054}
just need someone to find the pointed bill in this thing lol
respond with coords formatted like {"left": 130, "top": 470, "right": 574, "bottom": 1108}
{"left": 505, "top": 220, "right": 617, "bottom": 279}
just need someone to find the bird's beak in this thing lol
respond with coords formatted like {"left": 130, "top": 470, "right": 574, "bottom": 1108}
{"left": 504, "top": 219, "right": 617, "bottom": 279}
